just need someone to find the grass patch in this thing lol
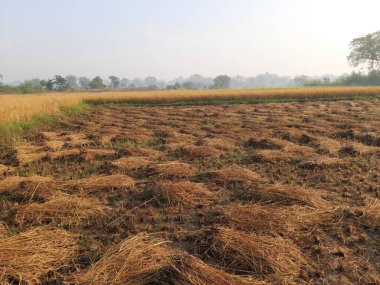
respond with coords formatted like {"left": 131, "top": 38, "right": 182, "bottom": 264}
{"left": 0, "top": 103, "right": 92, "bottom": 148}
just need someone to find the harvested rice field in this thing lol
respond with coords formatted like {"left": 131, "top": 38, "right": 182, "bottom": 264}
{"left": 0, "top": 99, "right": 379, "bottom": 284}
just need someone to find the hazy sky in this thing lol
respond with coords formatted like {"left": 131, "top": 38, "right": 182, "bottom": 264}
{"left": 0, "top": 0, "right": 379, "bottom": 82}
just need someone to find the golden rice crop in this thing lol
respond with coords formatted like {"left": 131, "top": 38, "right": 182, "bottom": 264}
{"left": 1, "top": 86, "right": 380, "bottom": 124}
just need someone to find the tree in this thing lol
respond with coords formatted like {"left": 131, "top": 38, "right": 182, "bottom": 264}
{"left": 144, "top": 76, "right": 158, "bottom": 87}
{"left": 120, "top": 78, "right": 129, "bottom": 88}
{"left": 109, "top": 76, "right": 120, "bottom": 88}
{"left": 54, "top": 75, "right": 69, "bottom": 91}
{"left": 88, "top": 76, "right": 106, "bottom": 89}
{"left": 348, "top": 31, "right": 380, "bottom": 72}
{"left": 65, "top": 75, "right": 78, "bottom": 88}
{"left": 294, "top": 75, "right": 309, "bottom": 86}
{"left": 46, "top": 79, "right": 55, "bottom": 91}
{"left": 79, "top": 77, "right": 90, "bottom": 88}
{"left": 213, "top": 75, "right": 231, "bottom": 89}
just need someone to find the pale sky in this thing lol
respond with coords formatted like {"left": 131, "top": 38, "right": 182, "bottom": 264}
{"left": 0, "top": 0, "right": 379, "bottom": 82}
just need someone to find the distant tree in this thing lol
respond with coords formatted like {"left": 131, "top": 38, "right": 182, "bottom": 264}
{"left": 144, "top": 76, "right": 158, "bottom": 87}
{"left": 166, "top": 82, "right": 180, "bottom": 90}
{"left": 294, "top": 75, "right": 309, "bottom": 86}
{"left": 46, "top": 79, "right": 55, "bottom": 91}
{"left": 348, "top": 31, "right": 380, "bottom": 72}
{"left": 65, "top": 75, "right": 78, "bottom": 88}
{"left": 182, "top": 81, "right": 195, "bottom": 89}
{"left": 120, "top": 78, "right": 129, "bottom": 88}
{"left": 109, "top": 76, "right": 120, "bottom": 88}
{"left": 40, "top": 79, "right": 47, "bottom": 88}
{"left": 54, "top": 75, "right": 69, "bottom": 91}
{"left": 89, "top": 76, "right": 106, "bottom": 89}
{"left": 24, "top": 78, "right": 42, "bottom": 87}
{"left": 213, "top": 75, "right": 231, "bottom": 89}
{"left": 79, "top": 77, "right": 90, "bottom": 88}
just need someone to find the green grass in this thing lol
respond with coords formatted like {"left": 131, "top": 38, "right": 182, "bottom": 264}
{"left": 0, "top": 103, "right": 92, "bottom": 148}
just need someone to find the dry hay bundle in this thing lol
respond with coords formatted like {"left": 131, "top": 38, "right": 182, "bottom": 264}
{"left": 0, "top": 175, "right": 56, "bottom": 200}
{"left": 76, "top": 233, "right": 173, "bottom": 285}
{"left": 14, "top": 194, "right": 110, "bottom": 227}
{"left": 49, "top": 149, "right": 81, "bottom": 161}
{"left": 156, "top": 181, "right": 213, "bottom": 206}
{"left": 196, "top": 227, "right": 309, "bottom": 282}
{"left": 239, "top": 183, "right": 327, "bottom": 208}
{"left": 64, "top": 174, "right": 135, "bottom": 193}
{"left": 202, "top": 137, "right": 237, "bottom": 151}
{"left": 150, "top": 162, "right": 196, "bottom": 179}
{"left": 178, "top": 145, "right": 223, "bottom": 160}
{"left": 45, "top": 140, "right": 65, "bottom": 151}
{"left": 0, "top": 164, "right": 14, "bottom": 176}
{"left": 222, "top": 204, "right": 294, "bottom": 234}
{"left": 83, "top": 149, "right": 116, "bottom": 161}
{"left": 37, "top": 131, "right": 60, "bottom": 141}
{"left": 118, "top": 147, "right": 163, "bottom": 159}
{"left": 16, "top": 145, "right": 47, "bottom": 165}
{"left": 243, "top": 138, "right": 282, "bottom": 150}
{"left": 64, "top": 133, "right": 91, "bottom": 147}
{"left": 0, "top": 227, "right": 77, "bottom": 284}
{"left": 111, "top": 157, "right": 151, "bottom": 172}
{"left": 171, "top": 253, "right": 267, "bottom": 285}
{"left": 76, "top": 233, "right": 265, "bottom": 285}
{"left": 204, "top": 165, "right": 264, "bottom": 186}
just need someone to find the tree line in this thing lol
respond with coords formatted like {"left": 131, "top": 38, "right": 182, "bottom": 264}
{"left": 1, "top": 30, "right": 379, "bottom": 93}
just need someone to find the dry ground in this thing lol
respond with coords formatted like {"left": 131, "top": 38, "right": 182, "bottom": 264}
{"left": 0, "top": 100, "right": 379, "bottom": 284}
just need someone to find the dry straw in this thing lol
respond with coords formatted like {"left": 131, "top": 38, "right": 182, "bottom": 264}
{"left": 204, "top": 165, "right": 264, "bottom": 186}
{"left": 76, "top": 233, "right": 266, "bottom": 285}
{"left": 111, "top": 156, "right": 151, "bottom": 172}
{"left": 150, "top": 162, "right": 197, "bottom": 178}
{"left": 0, "top": 175, "right": 56, "bottom": 200}
{"left": 0, "top": 226, "right": 77, "bottom": 284}
{"left": 64, "top": 174, "right": 135, "bottom": 193}
{"left": 194, "top": 227, "right": 310, "bottom": 284}
{"left": 241, "top": 183, "right": 327, "bottom": 208}
{"left": 14, "top": 194, "right": 110, "bottom": 227}
{"left": 156, "top": 181, "right": 213, "bottom": 206}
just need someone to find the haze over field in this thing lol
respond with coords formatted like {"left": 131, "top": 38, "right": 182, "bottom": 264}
{"left": 0, "top": 0, "right": 379, "bottom": 82}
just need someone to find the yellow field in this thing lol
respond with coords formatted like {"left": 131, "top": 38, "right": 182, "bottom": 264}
{"left": 1, "top": 86, "right": 380, "bottom": 124}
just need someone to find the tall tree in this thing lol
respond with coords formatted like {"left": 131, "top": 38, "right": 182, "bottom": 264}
{"left": 348, "top": 31, "right": 380, "bottom": 72}
{"left": 213, "top": 75, "right": 231, "bottom": 89}
{"left": 89, "top": 76, "right": 106, "bottom": 89}
{"left": 109, "top": 76, "right": 120, "bottom": 88}
{"left": 65, "top": 75, "right": 78, "bottom": 88}
{"left": 54, "top": 75, "right": 69, "bottom": 91}
{"left": 79, "top": 77, "right": 90, "bottom": 88}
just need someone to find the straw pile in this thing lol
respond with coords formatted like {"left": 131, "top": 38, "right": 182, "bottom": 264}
{"left": 83, "top": 149, "right": 116, "bottom": 161}
{"left": 118, "top": 147, "right": 163, "bottom": 159}
{"left": 150, "top": 162, "right": 197, "bottom": 178}
{"left": 45, "top": 140, "right": 65, "bottom": 151}
{"left": 204, "top": 165, "right": 264, "bottom": 186}
{"left": 16, "top": 145, "right": 47, "bottom": 165}
{"left": 222, "top": 204, "right": 294, "bottom": 234}
{"left": 49, "top": 149, "right": 81, "bottom": 160}
{"left": 64, "top": 174, "right": 135, "bottom": 193}
{"left": 14, "top": 194, "right": 110, "bottom": 227}
{"left": 0, "top": 164, "right": 13, "bottom": 176}
{"left": 76, "top": 233, "right": 173, "bottom": 285}
{"left": 111, "top": 157, "right": 151, "bottom": 172}
{"left": 76, "top": 233, "right": 266, "bottom": 285}
{"left": 178, "top": 145, "right": 223, "bottom": 160}
{"left": 156, "top": 181, "right": 213, "bottom": 206}
{"left": 0, "top": 227, "right": 77, "bottom": 284}
{"left": 238, "top": 183, "right": 327, "bottom": 208}
{"left": 0, "top": 175, "right": 56, "bottom": 200}
{"left": 195, "top": 227, "right": 309, "bottom": 282}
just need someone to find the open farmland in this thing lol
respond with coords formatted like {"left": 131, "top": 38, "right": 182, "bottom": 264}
{"left": 0, "top": 99, "right": 380, "bottom": 284}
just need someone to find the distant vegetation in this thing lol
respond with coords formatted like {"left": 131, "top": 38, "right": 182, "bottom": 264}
{"left": 1, "top": 31, "right": 379, "bottom": 94}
